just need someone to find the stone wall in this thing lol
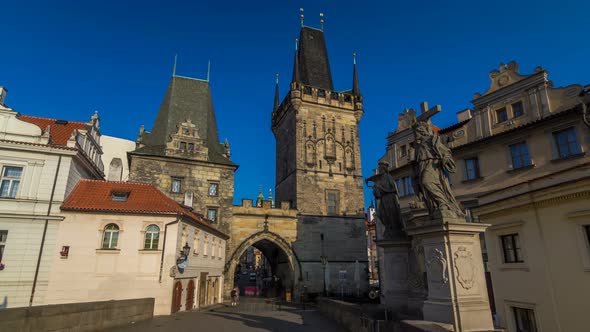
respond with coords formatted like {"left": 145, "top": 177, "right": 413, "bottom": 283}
{"left": 0, "top": 298, "right": 154, "bottom": 332}
{"left": 128, "top": 154, "right": 235, "bottom": 233}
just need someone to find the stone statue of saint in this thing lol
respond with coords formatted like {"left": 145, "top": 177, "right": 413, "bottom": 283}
{"left": 412, "top": 119, "right": 464, "bottom": 219}
{"left": 368, "top": 161, "right": 405, "bottom": 239}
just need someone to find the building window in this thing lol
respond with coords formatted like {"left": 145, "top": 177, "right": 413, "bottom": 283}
{"left": 496, "top": 107, "right": 508, "bottom": 123}
{"left": 207, "top": 208, "right": 218, "bottom": 223}
{"left": 208, "top": 182, "right": 219, "bottom": 196}
{"left": 513, "top": 307, "right": 538, "bottom": 332}
{"left": 464, "top": 158, "right": 480, "bottom": 180}
{"left": 102, "top": 224, "right": 119, "bottom": 249}
{"left": 509, "top": 142, "right": 532, "bottom": 169}
{"left": 0, "top": 230, "right": 7, "bottom": 262}
{"left": 326, "top": 190, "right": 340, "bottom": 215}
{"left": 188, "top": 143, "right": 194, "bottom": 152}
{"left": 144, "top": 224, "right": 160, "bottom": 250}
{"left": 396, "top": 176, "right": 414, "bottom": 197}
{"left": 512, "top": 101, "right": 524, "bottom": 118}
{"left": 400, "top": 145, "right": 407, "bottom": 157}
{"left": 0, "top": 166, "right": 23, "bottom": 199}
{"left": 553, "top": 127, "right": 581, "bottom": 158}
{"left": 171, "top": 178, "right": 182, "bottom": 193}
{"left": 180, "top": 141, "right": 187, "bottom": 150}
{"left": 501, "top": 233, "right": 523, "bottom": 263}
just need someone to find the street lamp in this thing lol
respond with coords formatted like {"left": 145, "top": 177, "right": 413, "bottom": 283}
{"left": 177, "top": 242, "right": 191, "bottom": 274}
{"left": 181, "top": 242, "right": 191, "bottom": 257}
{"left": 320, "top": 255, "right": 328, "bottom": 296}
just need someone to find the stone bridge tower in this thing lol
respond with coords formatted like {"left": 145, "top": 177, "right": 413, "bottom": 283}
{"left": 272, "top": 25, "right": 369, "bottom": 295}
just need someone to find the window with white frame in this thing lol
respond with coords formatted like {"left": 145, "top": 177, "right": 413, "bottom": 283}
{"left": 193, "top": 231, "right": 199, "bottom": 255}
{"left": 101, "top": 224, "right": 119, "bottom": 249}
{"left": 171, "top": 177, "right": 182, "bottom": 193}
{"left": 509, "top": 142, "right": 532, "bottom": 169}
{"left": 207, "top": 208, "right": 218, "bottom": 223}
{"left": 144, "top": 224, "right": 160, "bottom": 250}
{"left": 0, "top": 166, "right": 23, "bottom": 198}
{"left": 0, "top": 230, "right": 7, "bottom": 262}
{"left": 512, "top": 306, "right": 538, "bottom": 332}
{"left": 396, "top": 176, "right": 414, "bottom": 197}
{"left": 326, "top": 190, "right": 340, "bottom": 215}
{"left": 464, "top": 157, "right": 480, "bottom": 180}
{"left": 552, "top": 127, "right": 581, "bottom": 159}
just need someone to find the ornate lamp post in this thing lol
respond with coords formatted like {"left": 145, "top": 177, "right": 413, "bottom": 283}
{"left": 176, "top": 242, "right": 191, "bottom": 273}
{"left": 320, "top": 255, "right": 328, "bottom": 296}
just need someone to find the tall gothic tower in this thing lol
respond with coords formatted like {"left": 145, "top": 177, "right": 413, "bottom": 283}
{"left": 272, "top": 26, "right": 365, "bottom": 217}
{"left": 272, "top": 25, "right": 368, "bottom": 295}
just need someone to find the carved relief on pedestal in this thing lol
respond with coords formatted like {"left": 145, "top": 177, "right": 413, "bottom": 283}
{"left": 453, "top": 246, "right": 476, "bottom": 290}
{"left": 426, "top": 248, "right": 448, "bottom": 285}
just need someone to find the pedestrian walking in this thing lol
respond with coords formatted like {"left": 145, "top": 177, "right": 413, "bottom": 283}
{"left": 230, "top": 287, "right": 239, "bottom": 306}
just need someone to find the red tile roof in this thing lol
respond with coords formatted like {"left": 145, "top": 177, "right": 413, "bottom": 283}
{"left": 61, "top": 179, "right": 229, "bottom": 238}
{"left": 18, "top": 115, "right": 87, "bottom": 146}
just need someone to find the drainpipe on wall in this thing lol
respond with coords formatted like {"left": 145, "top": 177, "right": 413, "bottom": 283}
{"left": 29, "top": 155, "right": 62, "bottom": 307}
{"left": 159, "top": 214, "right": 180, "bottom": 283}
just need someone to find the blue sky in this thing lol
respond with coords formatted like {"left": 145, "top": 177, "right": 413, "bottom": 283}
{"left": 2, "top": 0, "right": 589, "bottom": 206}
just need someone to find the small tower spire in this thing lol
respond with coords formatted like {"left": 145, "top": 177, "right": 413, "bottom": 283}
{"left": 352, "top": 53, "right": 361, "bottom": 97}
{"left": 320, "top": 13, "right": 324, "bottom": 31}
{"left": 292, "top": 39, "right": 300, "bottom": 84}
{"left": 172, "top": 54, "right": 178, "bottom": 77}
{"left": 256, "top": 185, "right": 264, "bottom": 207}
{"left": 206, "top": 60, "right": 211, "bottom": 82}
{"left": 269, "top": 188, "right": 275, "bottom": 208}
{"left": 274, "top": 73, "right": 280, "bottom": 111}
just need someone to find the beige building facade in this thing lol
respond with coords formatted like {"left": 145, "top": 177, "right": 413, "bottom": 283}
{"left": 48, "top": 179, "right": 228, "bottom": 315}
{"left": 375, "top": 62, "right": 590, "bottom": 331}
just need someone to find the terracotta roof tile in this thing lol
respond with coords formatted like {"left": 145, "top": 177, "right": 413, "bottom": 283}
{"left": 61, "top": 179, "right": 228, "bottom": 238}
{"left": 18, "top": 115, "right": 87, "bottom": 145}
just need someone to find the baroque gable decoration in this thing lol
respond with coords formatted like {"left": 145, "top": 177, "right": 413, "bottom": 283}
{"left": 454, "top": 246, "right": 476, "bottom": 290}
{"left": 166, "top": 119, "right": 208, "bottom": 160}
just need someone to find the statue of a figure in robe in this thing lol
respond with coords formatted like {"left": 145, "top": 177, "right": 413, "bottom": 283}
{"left": 368, "top": 161, "right": 405, "bottom": 239}
{"left": 412, "top": 119, "right": 464, "bottom": 219}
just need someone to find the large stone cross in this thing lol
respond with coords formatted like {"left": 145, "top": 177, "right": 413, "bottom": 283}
{"left": 416, "top": 101, "right": 441, "bottom": 123}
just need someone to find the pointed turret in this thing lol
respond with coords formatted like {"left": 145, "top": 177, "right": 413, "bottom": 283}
{"left": 256, "top": 186, "right": 264, "bottom": 207}
{"left": 352, "top": 53, "right": 361, "bottom": 97}
{"left": 274, "top": 73, "right": 280, "bottom": 111}
{"left": 292, "top": 41, "right": 300, "bottom": 84}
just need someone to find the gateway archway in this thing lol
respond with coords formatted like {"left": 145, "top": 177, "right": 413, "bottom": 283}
{"left": 225, "top": 231, "right": 302, "bottom": 300}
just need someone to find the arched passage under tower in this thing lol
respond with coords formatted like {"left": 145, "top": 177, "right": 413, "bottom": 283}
{"left": 224, "top": 230, "right": 302, "bottom": 300}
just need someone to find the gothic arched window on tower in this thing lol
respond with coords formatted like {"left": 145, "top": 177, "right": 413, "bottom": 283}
{"left": 345, "top": 148, "right": 355, "bottom": 170}
{"left": 325, "top": 135, "right": 335, "bottom": 158}
{"left": 306, "top": 142, "right": 315, "bottom": 166}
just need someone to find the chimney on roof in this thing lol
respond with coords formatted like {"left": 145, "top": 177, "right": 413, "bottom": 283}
{"left": 0, "top": 87, "right": 7, "bottom": 106}
{"left": 457, "top": 109, "right": 473, "bottom": 122}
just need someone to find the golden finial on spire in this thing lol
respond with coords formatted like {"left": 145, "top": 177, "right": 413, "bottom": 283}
{"left": 295, "top": 38, "right": 299, "bottom": 51}
{"left": 320, "top": 12, "right": 325, "bottom": 31}
{"left": 300, "top": 8, "right": 304, "bottom": 27}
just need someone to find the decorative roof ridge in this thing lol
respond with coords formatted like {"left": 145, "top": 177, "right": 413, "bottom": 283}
{"left": 77, "top": 178, "right": 154, "bottom": 186}
{"left": 172, "top": 75, "right": 209, "bottom": 83}
{"left": 18, "top": 114, "right": 88, "bottom": 125}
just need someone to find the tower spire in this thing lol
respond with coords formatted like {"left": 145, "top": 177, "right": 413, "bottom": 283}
{"left": 352, "top": 53, "right": 361, "bottom": 96}
{"left": 172, "top": 54, "right": 178, "bottom": 77}
{"left": 274, "top": 73, "right": 280, "bottom": 111}
{"left": 206, "top": 60, "right": 211, "bottom": 82}
{"left": 292, "top": 39, "right": 300, "bottom": 84}
{"left": 300, "top": 8, "right": 304, "bottom": 27}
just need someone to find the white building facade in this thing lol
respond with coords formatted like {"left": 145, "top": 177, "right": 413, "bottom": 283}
{"left": 0, "top": 87, "right": 104, "bottom": 308}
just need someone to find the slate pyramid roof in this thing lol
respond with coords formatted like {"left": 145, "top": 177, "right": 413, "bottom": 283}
{"left": 135, "top": 76, "right": 235, "bottom": 166}
{"left": 294, "top": 26, "right": 334, "bottom": 90}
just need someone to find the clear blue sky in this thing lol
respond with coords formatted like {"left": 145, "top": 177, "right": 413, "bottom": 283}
{"left": 2, "top": 0, "right": 589, "bottom": 207}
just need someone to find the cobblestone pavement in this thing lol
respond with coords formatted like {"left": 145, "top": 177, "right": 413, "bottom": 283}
{"left": 104, "top": 298, "right": 343, "bottom": 332}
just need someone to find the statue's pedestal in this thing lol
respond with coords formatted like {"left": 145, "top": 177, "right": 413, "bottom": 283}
{"left": 405, "top": 214, "right": 494, "bottom": 332}
{"left": 375, "top": 239, "right": 411, "bottom": 313}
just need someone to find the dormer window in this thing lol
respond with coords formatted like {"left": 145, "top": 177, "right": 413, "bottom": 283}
{"left": 512, "top": 101, "right": 524, "bottom": 118}
{"left": 400, "top": 145, "right": 407, "bottom": 157}
{"left": 111, "top": 191, "right": 129, "bottom": 202}
{"left": 180, "top": 142, "right": 187, "bottom": 151}
{"left": 188, "top": 143, "right": 195, "bottom": 152}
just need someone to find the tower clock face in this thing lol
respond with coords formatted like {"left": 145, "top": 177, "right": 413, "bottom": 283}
{"left": 208, "top": 183, "right": 218, "bottom": 196}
